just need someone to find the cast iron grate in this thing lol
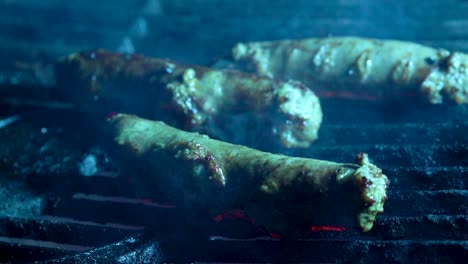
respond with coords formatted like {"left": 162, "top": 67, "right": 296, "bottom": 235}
{"left": 0, "top": 98, "right": 467, "bottom": 263}
{"left": 0, "top": 0, "right": 468, "bottom": 263}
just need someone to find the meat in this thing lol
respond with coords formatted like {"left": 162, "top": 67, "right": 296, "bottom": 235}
{"left": 104, "top": 113, "right": 389, "bottom": 237}
{"left": 232, "top": 37, "right": 468, "bottom": 104}
{"left": 54, "top": 50, "right": 322, "bottom": 148}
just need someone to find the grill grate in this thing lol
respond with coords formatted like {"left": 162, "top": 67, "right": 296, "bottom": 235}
{"left": 0, "top": 98, "right": 467, "bottom": 263}
{"left": 0, "top": 0, "right": 468, "bottom": 263}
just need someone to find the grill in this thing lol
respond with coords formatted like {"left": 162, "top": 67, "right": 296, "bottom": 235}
{"left": 1, "top": 0, "right": 468, "bottom": 263}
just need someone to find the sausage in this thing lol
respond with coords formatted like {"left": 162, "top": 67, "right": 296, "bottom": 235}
{"left": 232, "top": 37, "right": 468, "bottom": 104}
{"left": 105, "top": 113, "right": 389, "bottom": 237}
{"left": 54, "top": 50, "right": 322, "bottom": 148}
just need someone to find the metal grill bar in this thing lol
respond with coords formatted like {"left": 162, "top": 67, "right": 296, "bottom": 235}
{"left": 41, "top": 237, "right": 468, "bottom": 263}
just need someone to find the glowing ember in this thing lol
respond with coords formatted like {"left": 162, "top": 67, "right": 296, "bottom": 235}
{"left": 268, "top": 233, "right": 282, "bottom": 239}
{"left": 213, "top": 210, "right": 284, "bottom": 239}
{"left": 213, "top": 209, "right": 253, "bottom": 223}
{"left": 310, "top": 225, "right": 346, "bottom": 232}
{"left": 214, "top": 211, "right": 349, "bottom": 237}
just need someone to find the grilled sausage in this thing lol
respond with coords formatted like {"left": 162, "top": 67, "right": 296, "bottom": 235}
{"left": 232, "top": 37, "right": 468, "bottom": 104}
{"left": 54, "top": 50, "right": 322, "bottom": 148}
{"left": 105, "top": 113, "right": 389, "bottom": 237}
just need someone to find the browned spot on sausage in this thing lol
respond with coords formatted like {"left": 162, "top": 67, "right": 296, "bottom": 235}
{"left": 172, "top": 141, "right": 226, "bottom": 187}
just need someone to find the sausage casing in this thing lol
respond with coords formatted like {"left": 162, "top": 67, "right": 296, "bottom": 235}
{"left": 232, "top": 37, "right": 468, "bottom": 104}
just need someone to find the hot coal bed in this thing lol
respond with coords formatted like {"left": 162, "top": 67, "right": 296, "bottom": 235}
{"left": 0, "top": 0, "right": 468, "bottom": 263}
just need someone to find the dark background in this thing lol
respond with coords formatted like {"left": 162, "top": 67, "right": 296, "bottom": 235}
{"left": 1, "top": 0, "right": 467, "bottom": 70}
